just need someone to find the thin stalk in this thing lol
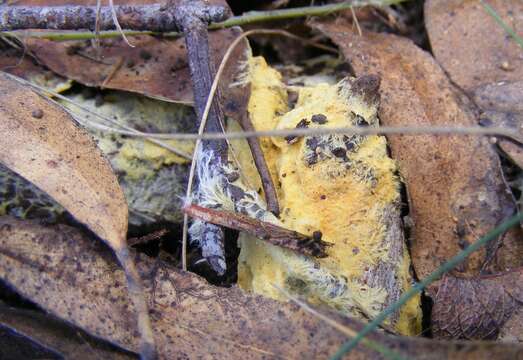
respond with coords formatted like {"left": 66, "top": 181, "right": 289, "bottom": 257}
{"left": 210, "top": 0, "right": 405, "bottom": 29}
{"left": 330, "top": 211, "right": 523, "bottom": 360}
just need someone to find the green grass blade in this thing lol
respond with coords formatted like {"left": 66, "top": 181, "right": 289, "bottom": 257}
{"left": 480, "top": 0, "right": 523, "bottom": 50}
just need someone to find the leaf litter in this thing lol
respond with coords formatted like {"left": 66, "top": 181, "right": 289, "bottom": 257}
{"left": 1, "top": 216, "right": 522, "bottom": 359}
{"left": 313, "top": 18, "right": 523, "bottom": 280}
{"left": 425, "top": 0, "right": 523, "bottom": 168}
{"left": 0, "top": 72, "right": 156, "bottom": 357}
{"left": 0, "top": 0, "right": 523, "bottom": 357}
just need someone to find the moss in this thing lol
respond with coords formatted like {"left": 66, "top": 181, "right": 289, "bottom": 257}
{"left": 236, "top": 56, "right": 422, "bottom": 334}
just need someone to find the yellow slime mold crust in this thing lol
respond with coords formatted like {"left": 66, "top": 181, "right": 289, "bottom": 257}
{"left": 237, "top": 56, "right": 421, "bottom": 335}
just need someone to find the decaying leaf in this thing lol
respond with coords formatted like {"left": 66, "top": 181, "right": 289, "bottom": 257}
{"left": 425, "top": 0, "right": 523, "bottom": 91}
{"left": 1, "top": 216, "right": 523, "bottom": 359}
{"left": 430, "top": 268, "right": 523, "bottom": 340}
{"left": 0, "top": 72, "right": 128, "bottom": 255}
{"left": 425, "top": 0, "right": 523, "bottom": 168}
{"left": 0, "top": 303, "right": 135, "bottom": 359}
{"left": 0, "top": 72, "right": 155, "bottom": 357}
{"left": 232, "top": 55, "right": 421, "bottom": 335}
{"left": 314, "top": 19, "right": 523, "bottom": 279}
{"left": 0, "top": 46, "right": 72, "bottom": 93}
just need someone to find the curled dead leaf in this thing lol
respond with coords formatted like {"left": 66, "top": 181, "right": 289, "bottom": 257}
{"left": 1, "top": 216, "right": 523, "bottom": 359}
{"left": 313, "top": 19, "right": 523, "bottom": 279}
{"left": 0, "top": 72, "right": 128, "bottom": 250}
{"left": 431, "top": 268, "right": 523, "bottom": 340}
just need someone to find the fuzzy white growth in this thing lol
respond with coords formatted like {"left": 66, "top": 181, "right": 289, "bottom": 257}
{"left": 189, "top": 147, "right": 280, "bottom": 273}
{"left": 192, "top": 148, "right": 234, "bottom": 211}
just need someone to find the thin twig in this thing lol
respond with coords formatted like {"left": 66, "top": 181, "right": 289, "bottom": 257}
{"left": 128, "top": 229, "right": 168, "bottom": 247}
{"left": 12, "top": 115, "right": 517, "bottom": 144}
{"left": 208, "top": 0, "right": 407, "bottom": 29}
{"left": 176, "top": 1, "right": 231, "bottom": 273}
{"left": 350, "top": 7, "right": 362, "bottom": 36}
{"left": 100, "top": 56, "right": 123, "bottom": 89}
{"left": 184, "top": 204, "right": 331, "bottom": 257}
{"left": 0, "top": 3, "right": 229, "bottom": 32}
{"left": 330, "top": 211, "right": 523, "bottom": 360}
{"left": 94, "top": 0, "right": 102, "bottom": 58}
{"left": 239, "top": 113, "right": 280, "bottom": 216}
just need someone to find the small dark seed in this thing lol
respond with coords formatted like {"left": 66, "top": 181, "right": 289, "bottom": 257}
{"left": 332, "top": 147, "right": 347, "bottom": 158}
{"left": 225, "top": 172, "right": 240, "bottom": 183}
{"left": 320, "top": 194, "right": 326, "bottom": 200}
{"left": 312, "top": 230, "right": 323, "bottom": 242}
{"left": 305, "top": 137, "right": 319, "bottom": 149}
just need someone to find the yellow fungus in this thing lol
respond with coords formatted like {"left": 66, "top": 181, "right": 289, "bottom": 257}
{"left": 235, "top": 56, "right": 422, "bottom": 334}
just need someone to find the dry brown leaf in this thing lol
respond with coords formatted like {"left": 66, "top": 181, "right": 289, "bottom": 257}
{"left": 424, "top": 0, "right": 523, "bottom": 92}
{"left": 0, "top": 72, "right": 128, "bottom": 253}
{"left": 10, "top": 0, "right": 245, "bottom": 105}
{"left": 431, "top": 268, "right": 523, "bottom": 340}
{"left": 1, "top": 216, "right": 523, "bottom": 359}
{"left": 0, "top": 303, "right": 135, "bottom": 359}
{"left": 313, "top": 19, "right": 523, "bottom": 279}
{"left": 0, "top": 72, "right": 155, "bottom": 356}
{"left": 425, "top": 0, "right": 523, "bottom": 168}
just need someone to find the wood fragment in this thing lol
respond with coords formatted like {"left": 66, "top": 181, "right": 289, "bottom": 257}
{"left": 183, "top": 204, "right": 331, "bottom": 258}
{"left": 238, "top": 113, "right": 280, "bottom": 216}
{"left": 0, "top": 3, "right": 230, "bottom": 32}
{"left": 128, "top": 229, "right": 169, "bottom": 247}
{"left": 174, "top": 0, "right": 231, "bottom": 275}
